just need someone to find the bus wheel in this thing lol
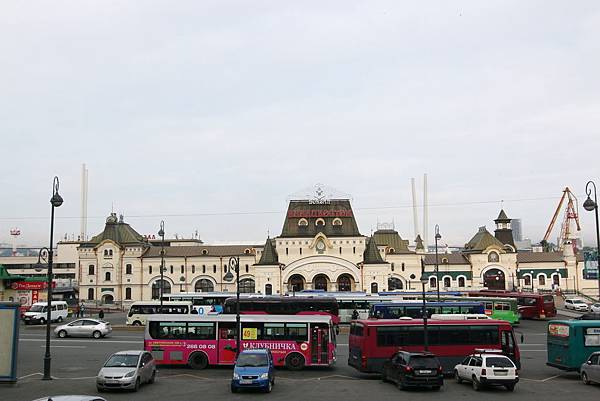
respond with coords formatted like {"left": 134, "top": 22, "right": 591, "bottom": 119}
{"left": 582, "top": 372, "right": 590, "bottom": 385}
{"left": 188, "top": 352, "right": 208, "bottom": 370}
{"left": 285, "top": 353, "right": 305, "bottom": 371}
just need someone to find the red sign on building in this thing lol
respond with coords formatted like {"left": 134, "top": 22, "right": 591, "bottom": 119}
{"left": 10, "top": 281, "right": 55, "bottom": 291}
{"left": 287, "top": 210, "right": 353, "bottom": 218}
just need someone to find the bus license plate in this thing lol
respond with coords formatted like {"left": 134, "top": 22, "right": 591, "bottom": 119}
{"left": 240, "top": 379, "right": 253, "bottom": 384}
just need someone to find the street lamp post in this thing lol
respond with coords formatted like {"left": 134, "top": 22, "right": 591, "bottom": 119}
{"left": 434, "top": 225, "right": 441, "bottom": 302}
{"left": 158, "top": 221, "right": 165, "bottom": 308}
{"left": 530, "top": 271, "right": 534, "bottom": 292}
{"left": 224, "top": 257, "right": 241, "bottom": 357}
{"left": 37, "top": 176, "right": 63, "bottom": 380}
{"left": 420, "top": 259, "right": 429, "bottom": 352}
{"left": 583, "top": 181, "right": 600, "bottom": 301}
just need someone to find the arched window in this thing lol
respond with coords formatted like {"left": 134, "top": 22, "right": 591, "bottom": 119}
{"left": 443, "top": 277, "right": 451, "bottom": 288}
{"left": 105, "top": 272, "right": 111, "bottom": 281}
{"left": 195, "top": 279, "right": 214, "bottom": 292}
{"left": 88, "top": 265, "right": 94, "bottom": 275}
{"left": 265, "top": 284, "right": 273, "bottom": 295}
{"left": 429, "top": 277, "right": 437, "bottom": 288}
{"left": 103, "top": 249, "right": 108, "bottom": 257}
{"left": 109, "top": 249, "right": 113, "bottom": 257}
{"left": 239, "top": 279, "right": 255, "bottom": 293}
{"left": 332, "top": 218, "right": 343, "bottom": 226}
{"left": 458, "top": 276, "right": 466, "bottom": 287}
{"left": 125, "top": 287, "right": 132, "bottom": 300}
{"left": 125, "top": 264, "right": 132, "bottom": 275}
{"left": 388, "top": 277, "right": 403, "bottom": 291}
{"left": 488, "top": 252, "right": 499, "bottom": 263}
{"left": 289, "top": 275, "right": 305, "bottom": 292}
{"left": 298, "top": 218, "right": 308, "bottom": 227}
{"left": 337, "top": 274, "right": 353, "bottom": 292}
{"left": 538, "top": 275, "right": 546, "bottom": 286}
{"left": 87, "top": 288, "right": 94, "bottom": 300}
{"left": 552, "top": 274, "right": 560, "bottom": 286}
{"left": 315, "top": 218, "right": 325, "bottom": 227}
{"left": 152, "top": 280, "right": 171, "bottom": 299}
{"left": 524, "top": 275, "right": 532, "bottom": 286}
{"left": 371, "top": 282, "right": 378, "bottom": 294}
{"left": 313, "top": 275, "right": 328, "bottom": 291}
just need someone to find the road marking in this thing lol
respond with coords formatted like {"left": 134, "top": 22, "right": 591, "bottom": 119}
{"left": 40, "top": 345, "right": 87, "bottom": 348}
{"left": 20, "top": 338, "right": 140, "bottom": 344}
{"left": 19, "top": 373, "right": 42, "bottom": 380}
{"left": 17, "top": 372, "right": 97, "bottom": 381}
{"left": 520, "top": 374, "right": 562, "bottom": 382}
{"left": 160, "top": 373, "right": 211, "bottom": 380}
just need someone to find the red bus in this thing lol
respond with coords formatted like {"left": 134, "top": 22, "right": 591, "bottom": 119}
{"left": 145, "top": 314, "right": 336, "bottom": 370}
{"left": 348, "top": 319, "right": 520, "bottom": 374}
{"left": 223, "top": 296, "right": 340, "bottom": 325}
{"left": 468, "top": 290, "right": 556, "bottom": 319}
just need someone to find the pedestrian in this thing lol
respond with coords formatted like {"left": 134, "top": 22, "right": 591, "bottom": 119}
{"left": 80, "top": 302, "right": 85, "bottom": 318}
{"left": 351, "top": 309, "right": 359, "bottom": 320}
{"left": 99, "top": 309, "right": 105, "bottom": 320}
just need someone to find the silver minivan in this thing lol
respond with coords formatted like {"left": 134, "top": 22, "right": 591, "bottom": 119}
{"left": 581, "top": 351, "right": 600, "bottom": 385}
{"left": 96, "top": 350, "right": 156, "bottom": 392}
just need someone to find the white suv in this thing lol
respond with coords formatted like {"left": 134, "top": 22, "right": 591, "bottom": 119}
{"left": 564, "top": 299, "right": 590, "bottom": 312}
{"left": 454, "top": 352, "right": 519, "bottom": 391}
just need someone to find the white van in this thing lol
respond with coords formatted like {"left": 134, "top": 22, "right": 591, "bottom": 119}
{"left": 23, "top": 301, "right": 69, "bottom": 325}
{"left": 126, "top": 301, "right": 192, "bottom": 326}
{"left": 430, "top": 313, "right": 491, "bottom": 321}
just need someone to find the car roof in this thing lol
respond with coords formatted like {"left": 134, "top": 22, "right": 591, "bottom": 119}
{"left": 32, "top": 397, "right": 106, "bottom": 401}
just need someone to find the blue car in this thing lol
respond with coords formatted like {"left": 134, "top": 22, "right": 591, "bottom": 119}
{"left": 231, "top": 349, "right": 275, "bottom": 393}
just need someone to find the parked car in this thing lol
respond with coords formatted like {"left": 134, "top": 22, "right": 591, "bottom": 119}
{"left": 22, "top": 301, "right": 69, "bottom": 325}
{"left": 54, "top": 319, "right": 112, "bottom": 338}
{"left": 575, "top": 312, "right": 600, "bottom": 320}
{"left": 590, "top": 303, "right": 600, "bottom": 313}
{"left": 581, "top": 351, "right": 600, "bottom": 385}
{"left": 231, "top": 349, "right": 275, "bottom": 393}
{"left": 32, "top": 397, "right": 107, "bottom": 401}
{"left": 454, "top": 351, "right": 518, "bottom": 391}
{"left": 564, "top": 299, "right": 590, "bottom": 312}
{"left": 96, "top": 350, "right": 156, "bottom": 392}
{"left": 381, "top": 351, "right": 443, "bottom": 390}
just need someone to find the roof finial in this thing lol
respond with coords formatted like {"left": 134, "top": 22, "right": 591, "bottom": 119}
{"left": 267, "top": 229, "right": 270, "bottom": 238}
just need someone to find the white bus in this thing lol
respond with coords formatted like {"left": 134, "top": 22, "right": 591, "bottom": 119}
{"left": 126, "top": 301, "right": 192, "bottom": 326}
{"left": 162, "top": 292, "right": 244, "bottom": 315}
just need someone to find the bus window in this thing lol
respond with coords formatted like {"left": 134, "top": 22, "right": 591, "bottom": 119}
{"left": 219, "top": 322, "right": 237, "bottom": 339}
{"left": 585, "top": 328, "right": 600, "bottom": 346}
{"left": 287, "top": 323, "right": 308, "bottom": 341}
{"left": 187, "top": 322, "right": 216, "bottom": 340}
{"left": 263, "top": 323, "right": 286, "bottom": 340}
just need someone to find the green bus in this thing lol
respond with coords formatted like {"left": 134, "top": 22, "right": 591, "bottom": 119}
{"left": 547, "top": 320, "right": 600, "bottom": 371}
{"left": 435, "top": 296, "right": 520, "bottom": 325}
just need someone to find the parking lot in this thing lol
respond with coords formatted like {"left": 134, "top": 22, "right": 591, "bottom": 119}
{"left": 2, "top": 315, "right": 599, "bottom": 401}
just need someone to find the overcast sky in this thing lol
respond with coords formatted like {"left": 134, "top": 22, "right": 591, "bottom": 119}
{"left": 1, "top": 1, "right": 599, "bottom": 248}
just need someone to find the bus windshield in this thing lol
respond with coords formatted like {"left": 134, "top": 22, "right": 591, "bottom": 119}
{"left": 29, "top": 305, "right": 46, "bottom": 312}
{"left": 237, "top": 353, "right": 269, "bottom": 367}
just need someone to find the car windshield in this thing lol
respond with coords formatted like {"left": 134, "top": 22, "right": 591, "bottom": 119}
{"left": 486, "top": 357, "right": 515, "bottom": 368}
{"left": 29, "top": 305, "right": 45, "bottom": 312}
{"left": 409, "top": 356, "right": 439, "bottom": 369}
{"left": 572, "top": 300, "right": 585, "bottom": 304}
{"left": 104, "top": 354, "right": 139, "bottom": 368}
{"left": 236, "top": 353, "right": 269, "bottom": 367}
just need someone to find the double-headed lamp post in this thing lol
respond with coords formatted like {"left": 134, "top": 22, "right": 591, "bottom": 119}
{"left": 583, "top": 181, "right": 600, "bottom": 301}
{"left": 35, "top": 176, "right": 63, "bottom": 380}
{"left": 158, "top": 221, "right": 165, "bottom": 308}
{"left": 224, "top": 257, "right": 241, "bottom": 357}
{"left": 420, "top": 259, "right": 429, "bottom": 352}
{"left": 434, "top": 225, "right": 442, "bottom": 302}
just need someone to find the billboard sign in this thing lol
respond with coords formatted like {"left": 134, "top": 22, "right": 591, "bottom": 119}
{"left": 584, "top": 251, "right": 598, "bottom": 280}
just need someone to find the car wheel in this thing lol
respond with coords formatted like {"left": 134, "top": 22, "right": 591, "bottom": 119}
{"left": 454, "top": 370, "right": 462, "bottom": 384}
{"left": 582, "top": 372, "right": 590, "bottom": 385}
{"left": 472, "top": 376, "right": 481, "bottom": 391}
{"left": 432, "top": 386, "right": 441, "bottom": 391}
{"left": 133, "top": 377, "right": 140, "bottom": 392}
{"left": 92, "top": 330, "right": 101, "bottom": 339}
{"left": 58, "top": 330, "right": 67, "bottom": 338}
{"left": 271, "top": 377, "right": 275, "bottom": 387}
{"left": 397, "top": 380, "right": 407, "bottom": 391}
{"left": 97, "top": 386, "right": 104, "bottom": 393}
{"left": 39, "top": 318, "right": 46, "bottom": 325}
{"left": 285, "top": 353, "right": 305, "bottom": 371}
{"left": 505, "top": 384, "right": 515, "bottom": 392}
{"left": 188, "top": 352, "right": 208, "bottom": 370}
{"left": 149, "top": 370, "right": 156, "bottom": 384}
{"left": 381, "top": 370, "right": 388, "bottom": 383}
{"left": 265, "top": 380, "right": 273, "bottom": 393}
{"left": 231, "top": 385, "right": 238, "bottom": 393}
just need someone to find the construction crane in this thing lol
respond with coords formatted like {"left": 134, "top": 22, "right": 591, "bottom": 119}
{"left": 542, "top": 187, "right": 581, "bottom": 252}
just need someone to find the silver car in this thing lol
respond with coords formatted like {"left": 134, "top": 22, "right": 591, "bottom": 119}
{"left": 581, "top": 351, "right": 600, "bottom": 385}
{"left": 96, "top": 350, "right": 156, "bottom": 392}
{"left": 54, "top": 319, "right": 112, "bottom": 338}
{"left": 33, "top": 397, "right": 107, "bottom": 401}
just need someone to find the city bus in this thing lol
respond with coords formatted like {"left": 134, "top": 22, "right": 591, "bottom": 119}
{"left": 348, "top": 318, "right": 520, "bottom": 374}
{"left": 547, "top": 320, "right": 600, "bottom": 371}
{"left": 223, "top": 296, "right": 340, "bottom": 325}
{"left": 439, "top": 296, "right": 520, "bottom": 324}
{"left": 126, "top": 301, "right": 192, "bottom": 326}
{"left": 144, "top": 314, "right": 336, "bottom": 370}
{"left": 162, "top": 292, "right": 236, "bottom": 314}
{"left": 369, "top": 301, "right": 485, "bottom": 319}
{"left": 468, "top": 290, "right": 556, "bottom": 319}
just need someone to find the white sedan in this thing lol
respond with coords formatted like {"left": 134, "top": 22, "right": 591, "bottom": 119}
{"left": 54, "top": 319, "right": 112, "bottom": 338}
{"left": 590, "top": 303, "right": 600, "bottom": 313}
{"left": 564, "top": 299, "right": 590, "bottom": 312}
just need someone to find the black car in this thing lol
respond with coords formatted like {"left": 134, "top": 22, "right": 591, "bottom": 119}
{"left": 576, "top": 313, "right": 600, "bottom": 320}
{"left": 381, "top": 351, "right": 443, "bottom": 390}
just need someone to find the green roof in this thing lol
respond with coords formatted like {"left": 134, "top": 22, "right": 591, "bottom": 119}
{"left": 363, "top": 237, "right": 386, "bottom": 264}
{"left": 256, "top": 238, "right": 279, "bottom": 266}
{"left": 85, "top": 213, "right": 145, "bottom": 246}
{"left": 279, "top": 200, "right": 361, "bottom": 238}
{"left": 464, "top": 226, "right": 505, "bottom": 252}
{"left": 0, "top": 265, "right": 25, "bottom": 281}
{"left": 495, "top": 209, "right": 511, "bottom": 222}
{"left": 373, "top": 229, "right": 413, "bottom": 254}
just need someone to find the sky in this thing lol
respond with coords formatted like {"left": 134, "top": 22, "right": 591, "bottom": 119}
{"left": 1, "top": 1, "right": 599, "bottom": 248}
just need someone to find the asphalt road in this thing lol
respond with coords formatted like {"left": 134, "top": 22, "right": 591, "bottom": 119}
{"left": 2, "top": 316, "right": 598, "bottom": 401}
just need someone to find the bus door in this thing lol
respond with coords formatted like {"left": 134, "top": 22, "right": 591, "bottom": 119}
{"left": 217, "top": 322, "right": 238, "bottom": 365}
{"left": 310, "top": 324, "right": 329, "bottom": 365}
{"left": 501, "top": 329, "right": 520, "bottom": 369}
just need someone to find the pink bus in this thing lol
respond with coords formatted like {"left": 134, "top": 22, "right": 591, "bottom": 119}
{"left": 144, "top": 314, "right": 336, "bottom": 370}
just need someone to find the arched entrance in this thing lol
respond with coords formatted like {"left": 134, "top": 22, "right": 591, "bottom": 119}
{"left": 289, "top": 274, "right": 305, "bottom": 292}
{"left": 101, "top": 294, "right": 114, "bottom": 304}
{"left": 388, "top": 277, "right": 403, "bottom": 291}
{"left": 313, "top": 274, "right": 329, "bottom": 291}
{"left": 484, "top": 268, "right": 506, "bottom": 290}
{"left": 337, "top": 274, "right": 353, "bottom": 291}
